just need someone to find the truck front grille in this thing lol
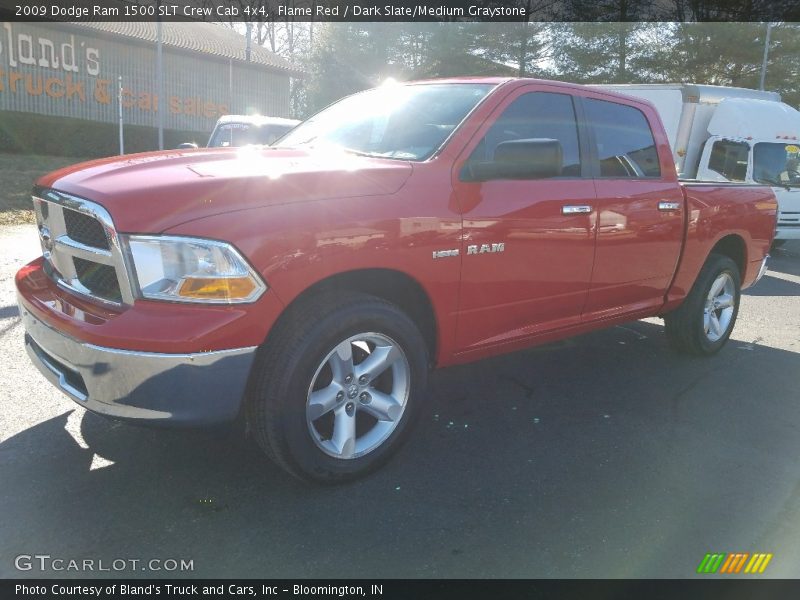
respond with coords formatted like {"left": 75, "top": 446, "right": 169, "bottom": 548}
{"left": 33, "top": 189, "right": 134, "bottom": 306}
{"left": 64, "top": 208, "right": 110, "bottom": 249}
{"left": 73, "top": 257, "right": 123, "bottom": 303}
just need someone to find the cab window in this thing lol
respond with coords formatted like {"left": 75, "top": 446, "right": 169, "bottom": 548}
{"left": 465, "top": 92, "right": 584, "bottom": 178}
{"left": 585, "top": 98, "right": 661, "bottom": 178}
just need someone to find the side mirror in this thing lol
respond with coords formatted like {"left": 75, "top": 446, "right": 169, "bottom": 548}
{"left": 177, "top": 142, "right": 198, "bottom": 150}
{"left": 463, "top": 138, "right": 563, "bottom": 181}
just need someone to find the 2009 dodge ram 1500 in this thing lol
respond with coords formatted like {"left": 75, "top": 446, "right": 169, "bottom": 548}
{"left": 16, "top": 78, "right": 777, "bottom": 482}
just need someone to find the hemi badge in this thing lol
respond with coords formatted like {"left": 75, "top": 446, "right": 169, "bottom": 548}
{"left": 432, "top": 249, "right": 459, "bottom": 259}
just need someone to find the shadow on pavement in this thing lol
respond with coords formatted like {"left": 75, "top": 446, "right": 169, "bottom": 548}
{"left": 744, "top": 273, "right": 800, "bottom": 297}
{"left": 767, "top": 253, "right": 800, "bottom": 276}
{"left": 744, "top": 242, "right": 799, "bottom": 296}
{"left": 0, "top": 305, "right": 20, "bottom": 320}
{"left": 2, "top": 319, "right": 800, "bottom": 579}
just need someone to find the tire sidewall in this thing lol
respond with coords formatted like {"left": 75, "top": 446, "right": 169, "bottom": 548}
{"left": 271, "top": 300, "right": 428, "bottom": 482}
{"left": 691, "top": 256, "right": 741, "bottom": 355}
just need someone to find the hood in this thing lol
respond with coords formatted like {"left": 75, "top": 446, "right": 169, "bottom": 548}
{"left": 37, "top": 147, "right": 414, "bottom": 232}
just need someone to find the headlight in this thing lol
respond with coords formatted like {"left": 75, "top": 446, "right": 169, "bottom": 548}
{"left": 124, "top": 235, "right": 267, "bottom": 304}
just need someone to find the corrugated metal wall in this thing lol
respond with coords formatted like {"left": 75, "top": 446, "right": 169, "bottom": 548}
{"left": 0, "top": 22, "right": 290, "bottom": 133}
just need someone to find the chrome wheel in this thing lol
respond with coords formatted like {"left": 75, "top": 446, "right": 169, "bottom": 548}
{"left": 306, "top": 332, "right": 410, "bottom": 460}
{"left": 703, "top": 272, "right": 735, "bottom": 342}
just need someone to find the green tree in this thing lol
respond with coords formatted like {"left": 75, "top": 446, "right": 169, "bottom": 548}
{"left": 653, "top": 23, "right": 767, "bottom": 86}
{"left": 549, "top": 21, "right": 663, "bottom": 83}
{"left": 470, "top": 0, "right": 557, "bottom": 76}
{"left": 755, "top": 23, "right": 800, "bottom": 106}
{"left": 303, "top": 22, "right": 514, "bottom": 113}
{"left": 641, "top": 22, "right": 800, "bottom": 107}
{"left": 304, "top": 23, "right": 405, "bottom": 113}
{"left": 476, "top": 21, "right": 548, "bottom": 77}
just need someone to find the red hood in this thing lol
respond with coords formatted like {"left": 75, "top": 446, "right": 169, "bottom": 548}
{"left": 37, "top": 147, "right": 414, "bottom": 232}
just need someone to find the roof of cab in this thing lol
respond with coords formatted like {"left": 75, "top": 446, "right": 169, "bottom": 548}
{"left": 403, "top": 76, "right": 644, "bottom": 97}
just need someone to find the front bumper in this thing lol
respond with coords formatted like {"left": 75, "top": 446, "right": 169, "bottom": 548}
{"left": 19, "top": 300, "right": 257, "bottom": 426}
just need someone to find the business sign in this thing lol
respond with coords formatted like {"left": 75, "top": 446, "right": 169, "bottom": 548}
{"left": 0, "top": 21, "right": 290, "bottom": 132}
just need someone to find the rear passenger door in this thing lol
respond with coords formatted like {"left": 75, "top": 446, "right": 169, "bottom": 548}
{"left": 581, "top": 95, "right": 685, "bottom": 321}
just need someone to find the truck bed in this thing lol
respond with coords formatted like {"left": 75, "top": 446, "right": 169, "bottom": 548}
{"left": 663, "top": 181, "right": 777, "bottom": 312}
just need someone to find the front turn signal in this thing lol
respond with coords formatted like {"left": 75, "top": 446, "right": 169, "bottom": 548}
{"left": 178, "top": 276, "right": 258, "bottom": 301}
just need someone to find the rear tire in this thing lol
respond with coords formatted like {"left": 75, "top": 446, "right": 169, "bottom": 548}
{"left": 771, "top": 239, "right": 786, "bottom": 251}
{"left": 664, "top": 253, "right": 741, "bottom": 356}
{"left": 247, "top": 291, "right": 428, "bottom": 484}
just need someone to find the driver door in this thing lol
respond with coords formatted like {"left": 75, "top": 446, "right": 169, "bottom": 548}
{"left": 452, "top": 85, "right": 597, "bottom": 352}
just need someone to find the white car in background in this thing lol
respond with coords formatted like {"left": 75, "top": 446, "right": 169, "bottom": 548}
{"left": 207, "top": 115, "right": 301, "bottom": 148}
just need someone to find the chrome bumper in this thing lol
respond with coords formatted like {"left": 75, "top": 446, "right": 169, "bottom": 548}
{"left": 19, "top": 301, "right": 257, "bottom": 426}
{"left": 752, "top": 254, "right": 770, "bottom": 287}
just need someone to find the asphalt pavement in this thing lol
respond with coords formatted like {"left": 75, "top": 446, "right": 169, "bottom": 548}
{"left": 2, "top": 223, "right": 800, "bottom": 579}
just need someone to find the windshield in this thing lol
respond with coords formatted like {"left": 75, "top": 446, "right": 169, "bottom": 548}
{"left": 208, "top": 123, "right": 296, "bottom": 148}
{"left": 275, "top": 83, "right": 495, "bottom": 160}
{"left": 753, "top": 142, "right": 800, "bottom": 187}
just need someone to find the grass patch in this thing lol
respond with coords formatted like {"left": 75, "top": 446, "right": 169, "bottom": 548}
{"left": 0, "top": 153, "right": 89, "bottom": 225}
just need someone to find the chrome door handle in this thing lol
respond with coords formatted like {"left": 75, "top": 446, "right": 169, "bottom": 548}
{"left": 658, "top": 201, "right": 681, "bottom": 211}
{"left": 562, "top": 205, "right": 592, "bottom": 215}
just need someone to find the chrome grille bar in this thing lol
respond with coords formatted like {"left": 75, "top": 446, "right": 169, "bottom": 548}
{"left": 54, "top": 236, "right": 114, "bottom": 263}
{"left": 33, "top": 189, "right": 135, "bottom": 306}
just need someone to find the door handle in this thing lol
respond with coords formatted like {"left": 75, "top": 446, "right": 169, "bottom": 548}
{"left": 658, "top": 201, "right": 681, "bottom": 211}
{"left": 562, "top": 205, "right": 592, "bottom": 215}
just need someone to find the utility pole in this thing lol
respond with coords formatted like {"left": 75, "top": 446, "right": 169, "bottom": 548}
{"left": 759, "top": 22, "right": 772, "bottom": 91}
{"left": 156, "top": 0, "right": 165, "bottom": 150}
{"left": 246, "top": 22, "right": 252, "bottom": 62}
{"left": 118, "top": 75, "right": 124, "bottom": 155}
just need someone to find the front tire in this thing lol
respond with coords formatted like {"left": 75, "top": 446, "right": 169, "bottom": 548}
{"left": 664, "top": 253, "right": 741, "bottom": 356}
{"left": 247, "top": 291, "right": 428, "bottom": 484}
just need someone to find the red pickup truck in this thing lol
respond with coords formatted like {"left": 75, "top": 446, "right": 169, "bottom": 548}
{"left": 16, "top": 78, "right": 777, "bottom": 482}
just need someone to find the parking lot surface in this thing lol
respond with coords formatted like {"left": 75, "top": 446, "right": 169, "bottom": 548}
{"left": 2, "top": 223, "right": 800, "bottom": 578}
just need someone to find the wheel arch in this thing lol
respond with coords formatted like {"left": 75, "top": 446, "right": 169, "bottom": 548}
{"left": 709, "top": 234, "right": 747, "bottom": 277}
{"left": 267, "top": 268, "right": 439, "bottom": 366}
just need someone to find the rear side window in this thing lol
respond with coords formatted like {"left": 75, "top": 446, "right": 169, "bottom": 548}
{"left": 585, "top": 98, "right": 661, "bottom": 178}
{"left": 466, "top": 92, "right": 584, "bottom": 177}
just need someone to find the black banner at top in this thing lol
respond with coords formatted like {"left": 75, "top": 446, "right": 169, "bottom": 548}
{"left": 0, "top": 0, "right": 799, "bottom": 23}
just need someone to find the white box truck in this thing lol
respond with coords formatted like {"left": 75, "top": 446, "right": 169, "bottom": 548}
{"left": 597, "top": 84, "right": 800, "bottom": 245}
